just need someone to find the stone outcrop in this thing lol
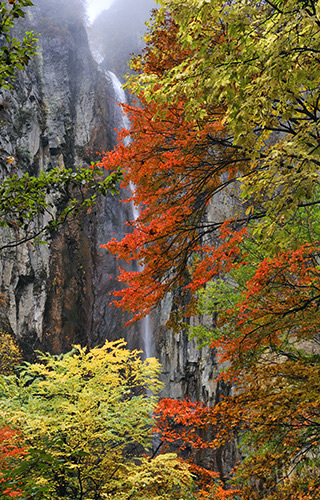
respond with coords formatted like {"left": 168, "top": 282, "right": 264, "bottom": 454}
{"left": 0, "top": 0, "right": 139, "bottom": 356}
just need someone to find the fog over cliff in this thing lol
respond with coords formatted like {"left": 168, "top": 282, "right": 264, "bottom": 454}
{"left": 86, "top": 0, "right": 115, "bottom": 24}
{"left": 87, "top": 0, "right": 156, "bottom": 79}
{"left": 0, "top": 0, "right": 136, "bottom": 356}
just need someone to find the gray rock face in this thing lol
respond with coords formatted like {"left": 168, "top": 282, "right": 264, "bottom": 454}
{"left": 0, "top": 0, "right": 139, "bottom": 356}
{"left": 151, "top": 184, "right": 243, "bottom": 477}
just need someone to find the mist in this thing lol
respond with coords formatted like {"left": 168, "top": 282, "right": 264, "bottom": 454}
{"left": 23, "top": 0, "right": 156, "bottom": 83}
{"left": 86, "top": 0, "right": 115, "bottom": 24}
{"left": 87, "top": 0, "right": 157, "bottom": 80}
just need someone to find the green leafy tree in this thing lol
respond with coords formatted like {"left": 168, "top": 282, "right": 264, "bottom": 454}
{"left": 0, "top": 426, "right": 26, "bottom": 498}
{"left": 0, "top": 0, "right": 37, "bottom": 90}
{"left": 102, "top": 1, "right": 320, "bottom": 497}
{"left": 0, "top": 340, "right": 194, "bottom": 499}
{"left": 0, "top": 164, "right": 122, "bottom": 251}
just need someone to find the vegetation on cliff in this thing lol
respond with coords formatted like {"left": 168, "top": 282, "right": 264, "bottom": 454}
{"left": 0, "top": 0, "right": 122, "bottom": 252}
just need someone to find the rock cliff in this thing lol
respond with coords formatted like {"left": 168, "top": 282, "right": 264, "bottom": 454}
{"left": 0, "top": 0, "right": 138, "bottom": 356}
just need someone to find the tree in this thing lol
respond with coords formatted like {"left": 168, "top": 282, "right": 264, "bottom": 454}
{"left": 0, "top": 0, "right": 37, "bottom": 90}
{"left": 138, "top": 0, "right": 320, "bottom": 246}
{"left": 155, "top": 351, "right": 320, "bottom": 499}
{"left": 218, "top": 353, "right": 320, "bottom": 500}
{"left": 0, "top": 340, "right": 194, "bottom": 499}
{"left": 153, "top": 208, "right": 320, "bottom": 497}
{"left": 100, "top": 1, "right": 320, "bottom": 498}
{"left": 0, "top": 164, "right": 122, "bottom": 251}
{"left": 0, "top": 426, "right": 26, "bottom": 498}
{"left": 0, "top": 330, "right": 22, "bottom": 375}
{"left": 188, "top": 233, "right": 320, "bottom": 498}
{"left": 154, "top": 398, "right": 238, "bottom": 499}
{"left": 101, "top": 13, "right": 244, "bottom": 322}
{"left": 0, "top": 1, "right": 122, "bottom": 251}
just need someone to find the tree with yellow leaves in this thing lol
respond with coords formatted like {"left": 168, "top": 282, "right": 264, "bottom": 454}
{"left": 0, "top": 340, "right": 193, "bottom": 499}
{"left": 0, "top": 331, "right": 22, "bottom": 376}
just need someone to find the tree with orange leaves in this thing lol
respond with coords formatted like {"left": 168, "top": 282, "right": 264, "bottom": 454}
{"left": 100, "top": 1, "right": 320, "bottom": 498}
{"left": 0, "top": 427, "right": 26, "bottom": 499}
{"left": 101, "top": 12, "right": 246, "bottom": 323}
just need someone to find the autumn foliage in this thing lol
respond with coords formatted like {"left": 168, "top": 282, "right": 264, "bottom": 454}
{"left": 101, "top": 15, "right": 245, "bottom": 322}
{"left": 0, "top": 341, "right": 196, "bottom": 499}
{"left": 100, "top": 1, "right": 320, "bottom": 498}
{"left": 0, "top": 427, "right": 26, "bottom": 498}
{"left": 0, "top": 331, "right": 22, "bottom": 376}
{"left": 101, "top": 97, "right": 246, "bottom": 321}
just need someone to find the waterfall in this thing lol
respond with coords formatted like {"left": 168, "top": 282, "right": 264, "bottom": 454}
{"left": 106, "top": 70, "right": 152, "bottom": 359}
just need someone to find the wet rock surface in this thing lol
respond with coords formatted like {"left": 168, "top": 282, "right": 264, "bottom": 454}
{"left": 0, "top": 0, "right": 134, "bottom": 355}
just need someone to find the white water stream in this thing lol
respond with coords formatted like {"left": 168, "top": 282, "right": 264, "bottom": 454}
{"left": 106, "top": 71, "right": 152, "bottom": 358}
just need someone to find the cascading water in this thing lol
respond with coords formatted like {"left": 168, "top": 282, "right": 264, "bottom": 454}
{"left": 106, "top": 70, "right": 152, "bottom": 358}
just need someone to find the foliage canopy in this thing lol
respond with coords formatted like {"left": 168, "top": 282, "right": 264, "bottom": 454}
{"left": 100, "top": 0, "right": 320, "bottom": 498}
{"left": 0, "top": 0, "right": 37, "bottom": 90}
{"left": 0, "top": 1, "right": 122, "bottom": 251}
{"left": 0, "top": 340, "right": 194, "bottom": 499}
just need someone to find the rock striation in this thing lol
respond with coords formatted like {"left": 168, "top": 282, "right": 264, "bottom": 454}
{"left": 0, "top": 0, "right": 137, "bottom": 356}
